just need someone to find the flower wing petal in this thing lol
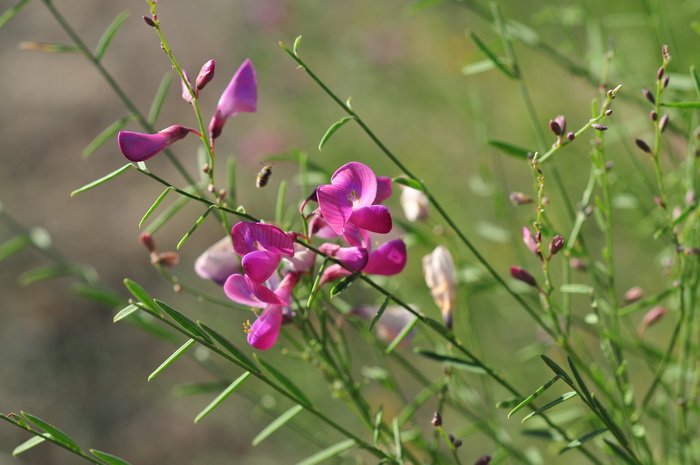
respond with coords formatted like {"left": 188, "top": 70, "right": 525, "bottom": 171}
{"left": 330, "top": 162, "right": 377, "bottom": 207}
{"left": 242, "top": 250, "right": 282, "bottom": 283}
{"left": 247, "top": 305, "right": 283, "bottom": 350}
{"left": 348, "top": 205, "right": 393, "bottom": 234}
{"left": 363, "top": 239, "right": 406, "bottom": 275}
{"left": 317, "top": 184, "right": 354, "bottom": 235}
{"left": 223, "top": 274, "right": 287, "bottom": 307}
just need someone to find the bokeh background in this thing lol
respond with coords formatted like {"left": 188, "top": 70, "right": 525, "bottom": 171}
{"left": 1, "top": 0, "right": 699, "bottom": 463}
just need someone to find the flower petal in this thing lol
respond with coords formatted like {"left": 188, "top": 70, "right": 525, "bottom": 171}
{"left": 283, "top": 243, "right": 317, "bottom": 271}
{"left": 194, "top": 237, "right": 240, "bottom": 285}
{"left": 117, "top": 125, "right": 190, "bottom": 162}
{"left": 231, "top": 222, "right": 295, "bottom": 256}
{"left": 348, "top": 205, "right": 392, "bottom": 234}
{"left": 247, "top": 305, "right": 283, "bottom": 350}
{"left": 180, "top": 69, "right": 195, "bottom": 103}
{"left": 223, "top": 274, "right": 288, "bottom": 307}
{"left": 329, "top": 162, "right": 377, "bottom": 208}
{"left": 363, "top": 239, "right": 406, "bottom": 275}
{"left": 242, "top": 250, "right": 282, "bottom": 283}
{"left": 320, "top": 243, "right": 368, "bottom": 271}
{"left": 374, "top": 176, "right": 393, "bottom": 204}
{"left": 342, "top": 223, "right": 371, "bottom": 249}
{"left": 209, "top": 59, "right": 257, "bottom": 139}
{"left": 319, "top": 264, "right": 352, "bottom": 287}
{"left": 317, "top": 184, "right": 354, "bottom": 235}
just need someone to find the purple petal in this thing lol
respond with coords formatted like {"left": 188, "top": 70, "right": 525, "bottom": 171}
{"left": 348, "top": 205, "right": 393, "bottom": 234}
{"left": 319, "top": 264, "right": 352, "bottom": 287}
{"left": 241, "top": 250, "right": 281, "bottom": 283}
{"left": 194, "top": 237, "right": 240, "bottom": 285}
{"left": 329, "top": 162, "right": 377, "bottom": 208}
{"left": 320, "top": 243, "right": 368, "bottom": 271}
{"left": 374, "top": 176, "right": 393, "bottom": 204}
{"left": 223, "top": 274, "right": 288, "bottom": 307}
{"left": 283, "top": 243, "right": 317, "bottom": 271}
{"left": 363, "top": 239, "right": 406, "bottom": 275}
{"left": 247, "top": 305, "right": 283, "bottom": 350}
{"left": 273, "top": 272, "right": 301, "bottom": 302}
{"left": 342, "top": 223, "right": 371, "bottom": 249}
{"left": 117, "top": 125, "right": 190, "bottom": 162}
{"left": 317, "top": 184, "right": 354, "bottom": 235}
{"left": 308, "top": 213, "right": 340, "bottom": 239}
{"left": 209, "top": 59, "right": 257, "bottom": 139}
{"left": 231, "top": 222, "right": 295, "bottom": 256}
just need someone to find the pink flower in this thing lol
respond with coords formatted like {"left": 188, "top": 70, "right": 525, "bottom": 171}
{"left": 209, "top": 59, "right": 257, "bottom": 140}
{"left": 317, "top": 162, "right": 392, "bottom": 235}
{"left": 245, "top": 272, "right": 300, "bottom": 350}
{"left": 194, "top": 237, "right": 240, "bottom": 285}
{"left": 231, "top": 222, "right": 294, "bottom": 283}
{"left": 117, "top": 125, "right": 191, "bottom": 162}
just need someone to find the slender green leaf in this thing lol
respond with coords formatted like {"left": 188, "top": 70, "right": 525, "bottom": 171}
{"left": 508, "top": 375, "right": 560, "bottom": 418}
{"left": 486, "top": 139, "right": 532, "bottom": 160}
{"left": 393, "top": 417, "right": 403, "bottom": 462}
{"left": 384, "top": 316, "right": 419, "bottom": 355}
{"left": 143, "top": 190, "right": 193, "bottom": 234}
{"left": 139, "top": 187, "right": 174, "bottom": 227}
{"left": 22, "top": 412, "right": 80, "bottom": 451}
{"left": 369, "top": 295, "right": 391, "bottom": 332}
{"left": 194, "top": 372, "right": 251, "bottom": 423}
{"left": 467, "top": 31, "right": 515, "bottom": 78}
{"left": 176, "top": 206, "right": 214, "bottom": 250}
{"left": 603, "top": 439, "right": 636, "bottom": 464}
{"left": 18, "top": 264, "right": 83, "bottom": 286}
{"left": 421, "top": 316, "right": 451, "bottom": 337}
{"left": 522, "top": 429, "right": 564, "bottom": 441}
{"left": 307, "top": 257, "right": 329, "bottom": 308}
{"left": 559, "top": 284, "right": 593, "bottom": 294}
{"left": 94, "top": 11, "right": 129, "bottom": 60}
{"left": 148, "top": 339, "right": 195, "bottom": 381}
{"left": 540, "top": 355, "right": 573, "bottom": 385}
{"left": 198, "top": 322, "right": 259, "bottom": 373}
{"left": 1, "top": 413, "right": 29, "bottom": 428}
{"left": 83, "top": 116, "right": 133, "bottom": 158}
{"left": 567, "top": 356, "right": 592, "bottom": 402}
{"left": 90, "top": 449, "right": 133, "bottom": 465}
{"left": 330, "top": 271, "right": 361, "bottom": 298}
{"left": 113, "top": 304, "right": 140, "bottom": 322}
{"left": 12, "top": 435, "right": 46, "bottom": 456}
{"left": 295, "top": 439, "right": 356, "bottom": 465}
{"left": 123, "top": 279, "right": 160, "bottom": 315}
{"left": 252, "top": 404, "right": 304, "bottom": 446}
{"left": 72, "top": 283, "right": 124, "bottom": 307}
{"left": 373, "top": 406, "right": 383, "bottom": 445}
{"left": 292, "top": 35, "right": 302, "bottom": 56}
{"left": 461, "top": 59, "right": 497, "bottom": 76}
{"left": 318, "top": 116, "right": 354, "bottom": 151}
{"left": 71, "top": 164, "right": 132, "bottom": 196}
{"left": 560, "top": 428, "right": 607, "bottom": 454}
{"left": 496, "top": 398, "right": 522, "bottom": 409}
{"left": 19, "top": 41, "right": 79, "bottom": 53}
{"left": 148, "top": 73, "right": 174, "bottom": 125}
{"left": 154, "top": 300, "right": 212, "bottom": 342}
{"left": 275, "top": 180, "right": 287, "bottom": 225}
{"left": 0, "top": 235, "right": 31, "bottom": 261}
{"left": 392, "top": 177, "right": 425, "bottom": 191}
{"left": 522, "top": 392, "right": 578, "bottom": 423}
{"left": 173, "top": 381, "right": 231, "bottom": 396}
{"left": 0, "top": 0, "right": 32, "bottom": 29}
{"left": 659, "top": 101, "right": 700, "bottom": 108}
{"left": 256, "top": 356, "right": 310, "bottom": 406}
{"left": 414, "top": 349, "right": 487, "bottom": 373}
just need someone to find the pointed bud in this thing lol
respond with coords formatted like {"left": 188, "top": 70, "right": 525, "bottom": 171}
{"left": 549, "top": 235, "right": 564, "bottom": 256}
{"left": 662, "top": 75, "right": 670, "bottom": 88}
{"left": 140, "top": 233, "right": 156, "bottom": 252}
{"left": 592, "top": 123, "right": 608, "bottom": 131}
{"left": 143, "top": 16, "right": 156, "bottom": 27}
{"left": 657, "top": 67, "right": 664, "bottom": 80}
{"left": 659, "top": 114, "right": 669, "bottom": 132}
{"left": 605, "top": 109, "right": 613, "bottom": 116}
{"left": 642, "top": 88, "right": 655, "bottom": 105}
{"left": 549, "top": 120, "right": 562, "bottom": 136}
{"left": 118, "top": 125, "right": 190, "bottom": 162}
{"left": 195, "top": 60, "right": 216, "bottom": 90}
{"left": 431, "top": 412, "right": 442, "bottom": 427}
{"left": 635, "top": 138, "right": 652, "bottom": 154}
{"left": 510, "top": 266, "right": 537, "bottom": 287}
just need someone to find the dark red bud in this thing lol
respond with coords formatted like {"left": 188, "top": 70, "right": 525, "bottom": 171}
{"left": 662, "top": 75, "right": 670, "bottom": 88}
{"left": 642, "top": 88, "right": 655, "bottom": 105}
{"left": 650, "top": 110, "right": 658, "bottom": 121}
{"left": 431, "top": 412, "right": 442, "bottom": 427}
{"left": 657, "top": 67, "right": 664, "bottom": 80}
{"left": 592, "top": 123, "right": 608, "bottom": 131}
{"left": 549, "top": 235, "right": 564, "bottom": 256}
{"left": 510, "top": 266, "right": 537, "bottom": 287}
{"left": 635, "top": 138, "right": 652, "bottom": 153}
{"left": 549, "top": 120, "right": 562, "bottom": 136}
{"left": 143, "top": 16, "right": 156, "bottom": 27}
{"left": 659, "top": 114, "right": 669, "bottom": 132}
{"left": 140, "top": 233, "right": 156, "bottom": 252}
{"left": 566, "top": 132, "right": 575, "bottom": 141}
{"left": 605, "top": 109, "right": 613, "bottom": 116}
{"left": 475, "top": 456, "right": 492, "bottom": 465}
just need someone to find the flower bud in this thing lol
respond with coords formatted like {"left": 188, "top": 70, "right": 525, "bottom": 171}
{"left": 475, "top": 456, "right": 492, "bottom": 465}
{"left": 522, "top": 227, "right": 542, "bottom": 260}
{"left": 657, "top": 66, "right": 664, "bottom": 80}
{"left": 154, "top": 252, "right": 180, "bottom": 267}
{"left": 642, "top": 88, "right": 655, "bottom": 105}
{"left": 659, "top": 114, "right": 669, "bottom": 132}
{"left": 635, "top": 138, "right": 652, "bottom": 154}
{"left": 624, "top": 286, "right": 643, "bottom": 303}
{"left": 661, "top": 44, "right": 669, "bottom": 61}
{"left": 650, "top": 110, "right": 657, "bottom": 121}
{"left": 431, "top": 412, "right": 442, "bottom": 427}
{"left": 605, "top": 109, "right": 613, "bottom": 116}
{"left": 139, "top": 232, "right": 156, "bottom": 252}
{"left": 195, "top": 237, "right": 241, "bottom": 285}
{"left": 637, "top": 306, "right": 666, "bottom": 337}
{"left": 423, "top": 246, "right": 456, "bottom": 330}
{"left": 196, "top": 60, "right": 216, "bottom": 90}
{"left": 510, "top": 266, "right": 537, "bottom": 288}
{"left": 592, "top": 123, "right": 608, "bottom": 131}
{"left": 549, "top": 235, "right": 564, "bottom": 256}
{"left": 566, "top": 132, "right": 575, "bottom": 141}
{"left": 662, "top": 75, "right": 670, "bottom": 88}
{"left": 143, "top": 16, "right": 156, "bottom": 27}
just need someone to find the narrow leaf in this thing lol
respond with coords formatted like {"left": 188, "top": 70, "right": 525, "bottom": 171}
{"left": 0, "top": 235, "right": 31, "bottom": 261}
{"left": 123, "top": 279, "right": 160, "bottom": 315}
{"left": 148, "top": 73, "right": 174, "bottom": 125}
{"left": 256, "top": 356, "right": 310, "bottom": 406}
{"left": 559, "top": 284, "right": 593, "bottom": 294}
{"left": 252, "top": 404, "right": 304, "bottom": 446}
{"left": 198, "top": 322, "right": 259, "bottom": 373}
{"left": 461, "top": 59, "right": 497, "bottom": 76}
{"left": 148, "top": 339, "right": 195, "bottom": 381}
{"left": 22, "top": 412, "right": 80, "bottom": 450}
{"left": 522, "top": 429, "right": 564, "bottom": 441}
{"left": 330, "top": 271, "right": 361, "bottom": 298}
{"left": 18, "top": 264, "right": 82, "bottom": 286}
{"left": 420, "top": 316, "right": 451, "bottom": 337}
{"left": 559, "top": 428, "right": 607, "bottom": 454}
{"left": 373, "top": 406, "right": 383, "bottom": 445}
{"left": 90, "top": 449, "right": 133, "bottom": 465}
{"left": 173, "top": 381, "right": 231, "bottom": 396}
{"left": 522, "top": 391, "right": 578, "bottom": 423}
{"left": 393, "top": 418, "right": 403, "bottom": 462}
{"left": 154, "top": 300, "right": 212, "bottom": 342}
{"left": 397, "top": 381, "right": 441, "bottom": 426}
{"left": 71, "top": 164, "right": 132, "bottom": 196}
{"left": 414, "top": 349, "right": 487, "bottom": 373}
{"left": 659, "top": 101, "right": 700, "bottom": 108}
{"left": 468, "top": 31, "right": 515, "bottom": 78}
{"left": 83, "top": 116, "right": 133, "bottom": 158}
{"left": 113, "top": 304, "right": 140, "bottom": 322}
{"left": 139, "top": 187, "right": 173, "bottom": 227}
{"left": 94, "top": 11, "right": 129, "bottom": 60}
{"left": 567, "top": 356, "right": 592, "bottom": 402}
{"left": 143, "top": 191, "right": 193, "bottom": 234}
{"left": 508, "top": 375, "right": 560, "bottom": 418}
{"left": 0, "top": 0, "right": 32, "bottom": 29}
{"left": 318, "top": 116, "right": 354, "bottom": 151}
{"left": 496, "top": 398, "right": 522, "bottom": 409}
{"left": 603, "top": 439, "right": 636, "bottom": 464}
{"left": 275, "top": 180, "right": 288, "bottom": 225}
{"left": 296, "top": 439, "right": 356, "bottom": 465}
{"left": 176, "top": 206, "right": 214, "bottom": 250}
{"left": 384, "top": 316, "right": 419, "bottom": 355}
{"left": 292, "top": 35, "right": 302, "bottom": 56}
{"left": 369, "top": 295, "right": 391, "bottom": 332}
{"left": 392, "top": 177, "right": 425, "bottom": 191}
{"left": 486, "top": 139, "right": 532, "bottom": 160}
{"left": 540, "top": 355, "right": 574, "bottom": 385}
{"left": 12, "top": 435, "right": 46, "bottom": 456}
{"left": 72, "top": 283, "right": 125, "bottom": 307}
{"left": 194, "top": 372, "right": 251, "bottom": 423}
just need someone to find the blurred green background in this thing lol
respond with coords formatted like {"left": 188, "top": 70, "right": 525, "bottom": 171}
{"left": 1, "top": 0, "right": 699, "bottom": 463}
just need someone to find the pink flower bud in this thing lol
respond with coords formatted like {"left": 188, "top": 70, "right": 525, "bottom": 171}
{"left": 196, "top": 60, "right": 215, "bottom": 90}
{"left": 624, "top": 286, "right": 643, "bottom": 304}
{"left": 139, "top": 233, "right": 156, "bottom": 252}
{"left": 549, "top": 235, "right": 564, "bottom": 256}
{"left": 117, "top": 125, "right": 190, "bottom": 162}
{"left": 209, "top": 59, "right": 257, "bottom": 140}
{"left": 510, "top": 266, "right": 537, "bottom": 288}
{"left": 637, "top": 306, "right": 666, "bottom": 337}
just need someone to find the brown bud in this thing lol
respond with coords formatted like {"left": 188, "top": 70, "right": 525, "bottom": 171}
{"left": 566, "top": 132, "right": 575, "bottom": 141}
{"left": 140, "top": 233, "right": 156, "bottom": 252}
{"left": 605, "top": 161, "right": 614, "bottom": 172}
{"left": 510, "top": 266, "right": 537, "bottom": 288}
{"left": 642, "top": 88, "right": 655, "bottom": 105}
{"left": 662, "top": 75, "right": 670, "bottom": 88}
{"left": 635, "top": 138, "right": 652, "bottom": 153}
{"left": 431, "top": 412, "right": 442, "bottom": 427}
{"left": 605, "top": 109, "right": 613, "bottom": 116}
{"left": 592, "top": 123, "right": 608, "bottom": 131}
{"left": 650, "top": 110, "right": 658, "bottom": 121}
{"left": 207, "top": 184, "right": 216, "bottom": 194}
{"left": 156, "top": 252, "right": 180, "bottom": 267}
{"left": 686, "top": 247, "right": 700, "bottom": 256}
{"left": 657, "top": 67, "right": 664, "bottom": 80}
{"left": 143, "top": 16, "right": 156, "bottom": 27}
{"left": 659, "top": 114, "right": 669, "bottom": 132}
{"left": 549, "top": 120, "right": 562, "bottom": 136}
{"left": 202, "top": 163, "right": 210, "bottom": 174}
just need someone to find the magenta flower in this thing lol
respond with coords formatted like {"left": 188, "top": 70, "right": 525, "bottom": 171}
{"left": 246, "top": 272, "right": 300, "bottom": 350}
{"left": 194, "top": 237, "right": 240, "bottom": 285}
{"left": 223, "top": 273, "right": 288, "bottom": 308}
{"left": 317, "top": 162, "right": 392, "bottom": 235}
{"left": 231, "top": 222, "right": 294, "bottom": 283}
{"left": 117, "top": 125, "right": 191, "bottom": 162}
{"left": 209, "top": 59, "right": 257, "bottom": 140}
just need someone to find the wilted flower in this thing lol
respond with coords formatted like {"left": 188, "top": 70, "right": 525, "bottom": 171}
{"left": 231, "top": 222, "right": 294, "bottom": 283}
{"left": 422, "top": 245, "right": 456, "bottom": 329}
{"left": 317, "top": 162, "right": 393, "bottom": 235}
{"left": 194, "top": 237, "right": 241, "bottom": 285}
{"left": 400, "top": 185, "right": 429, "bottom": 222}
{"left": 117, "top": 125, "right": 191, "bottom": 162}
{"left": 209, "top": 59, "right": 257, "bottom": 140}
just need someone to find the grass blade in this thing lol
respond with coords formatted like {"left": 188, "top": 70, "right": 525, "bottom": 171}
{"left": 369, "top": 295, "right": 391, "bottom": 332}
{"left": 194, "top": 372, "right": 251, "bottom": 423}
{"left": 113, "top": 304, "right": 140, "bottom": 322}
{"left": 94, "top": 11, "right": 129, "bottom": 60}
{"left": 486, "top": 139, "right": 532, "bottom": 160}
{"left": 90, "top": 449, "right": 133, "bottom": 465}
{"left": 83, "top": 115, "right": 133, "bottom": 158}
{"left": 143, "top": 191, "right": 193, "bottom": 234}
{"left": 252, "top": 404, "right": 304, "bottom": 446}
{"left": 508, "top": 375, "right": 560, "bottom": 418}
{"left": 540, "top": 355, "right": 573, "bottom": 385}
{"left": 384, "top": 316, "right": 419, "bottom": 355}
{"left": 295, "top": 439, "right": 356, "bottom": 465}
{"left": 148, "top": 339, "right": 195, "bottom": 381}
{"left": 71, "top": 164, "right": 132, "bottom": 196}
{"left": 0, "top": 0, "right": 31, "bottom": 29}
{"left": 176, "top": 206, "right": 214, "bottom": 250}
{"left": 468, "top": 31, "right": 515, "bottom": 78}
{"left": 559, "top": 428, "right": 607, "bottom": 454}
{"left": 256, "top": 356, "right": 310, "bottom": 406}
